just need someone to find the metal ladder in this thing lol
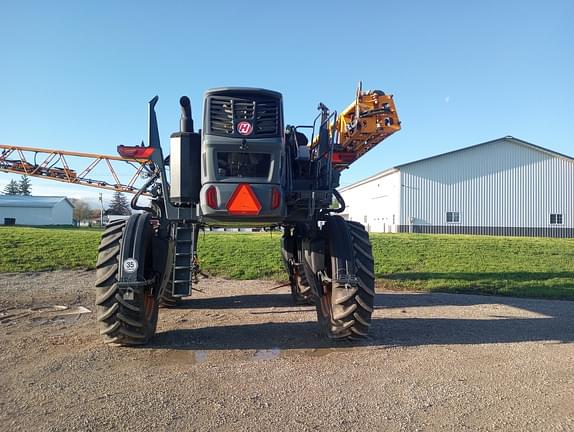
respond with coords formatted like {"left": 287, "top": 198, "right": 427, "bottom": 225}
{"left": 171, "top": 223, "right": 196, "bottom": 297}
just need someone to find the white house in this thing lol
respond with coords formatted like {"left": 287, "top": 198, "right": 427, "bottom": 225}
{"left": 339, "top": 136, "right": 574, "bottom": 237}
{"left": 0, "top": 196, "right": 74, "bottom": 226}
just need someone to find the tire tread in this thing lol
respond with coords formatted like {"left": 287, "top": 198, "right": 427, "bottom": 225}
{"left": 318, "top": 218, "right": 375, "bottom": 340}
{"left": 95, "top": 218, "right": 158, "bottom": 346}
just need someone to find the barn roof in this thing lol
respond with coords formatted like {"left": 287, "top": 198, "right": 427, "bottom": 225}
{"left": 0, "top": 195, "right": 74, "bottom": 208}
{"left": 340, "top": 136, "right": 573, "bottom": 192}
{"left": 395, "top": 136, "right": 574, "bottom": 169}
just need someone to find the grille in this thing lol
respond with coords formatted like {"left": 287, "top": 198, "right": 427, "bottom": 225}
{"left": 209, "top": 97, "right": 233, "bottom": 135}
{"left": 233, "top": 100, "right": 255, "bottom": 122}
{"left": 255, "top": 100, "right": 279, "bottom": 135}
{"left": 208, "top": 96, "right": 279, "bottom": 136}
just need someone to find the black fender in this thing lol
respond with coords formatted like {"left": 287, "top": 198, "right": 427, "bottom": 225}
{"left": 117, "top": 214, "right": 158, "bottom": 294}
{"left": 281, "top": 230, "right": 296, "bottom": 265}
{"left": 301, "top": 234, "right": 325, "bottom": 298}
{"left": 324, "top": 216, "right": 356, "bottom": 286}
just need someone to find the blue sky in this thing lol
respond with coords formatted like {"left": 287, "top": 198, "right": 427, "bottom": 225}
{"left": 0, "top": 0, "right": 572, "bottom": 203}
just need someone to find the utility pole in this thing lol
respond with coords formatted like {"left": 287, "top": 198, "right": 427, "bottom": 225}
{"left": 99, "top": 193, "right": 104, "bottom": 228}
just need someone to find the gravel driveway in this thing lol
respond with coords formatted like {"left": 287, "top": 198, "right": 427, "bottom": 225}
{"left": 0, "top": 270, "right": 572, "bottom": 431}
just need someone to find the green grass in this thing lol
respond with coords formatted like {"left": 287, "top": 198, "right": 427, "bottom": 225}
{"left": 1, "top": 227, "right": 573, "bottom": 300}
{"left": 370, "top": 233, "right": 574, "bottom": 300}
{"left": 197, "top": 233, "right": 285, "bottom": 279}
{"left": 0, "top": 226, "right": 101, "bottom": 272}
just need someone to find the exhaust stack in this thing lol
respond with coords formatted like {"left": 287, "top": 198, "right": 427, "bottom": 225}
{"left": 170, "top": 96, "right": 201, "bottom": 205}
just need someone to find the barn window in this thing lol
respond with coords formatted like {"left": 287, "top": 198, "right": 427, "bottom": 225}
{"left": 446, "top": 212, "right": 460, "bottom": 223}
{"left": 550, "top": 214, "right": 563, "bottom": 225}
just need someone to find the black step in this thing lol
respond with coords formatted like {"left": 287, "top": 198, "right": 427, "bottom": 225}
{"left": 170, "top": 222, "right": 195, "bottom": 297}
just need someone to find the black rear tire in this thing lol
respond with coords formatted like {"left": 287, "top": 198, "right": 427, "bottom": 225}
{"left": 291, "top": 266, "right": 313, "bottom": 305}
{"left": 281, "top": 233, "right": 314, "bottom": 306}
{"left": 95, "top": 215, "right": 160, "bottom": 346}
{"left": 315, "top": 217, "right": 375, "bottom": 339}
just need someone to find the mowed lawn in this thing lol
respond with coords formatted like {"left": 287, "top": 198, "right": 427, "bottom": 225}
{"left": 1, "top": 226, "right": 573, "bottom": 300}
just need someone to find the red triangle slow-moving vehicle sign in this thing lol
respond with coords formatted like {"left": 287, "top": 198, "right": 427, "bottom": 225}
{"left": 226, "top": 183, "right": 262, "bottom": 215}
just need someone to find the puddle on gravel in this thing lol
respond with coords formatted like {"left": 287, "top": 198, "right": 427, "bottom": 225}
{"left": 250, "top": 347, "right": 355, "bottom": 361}
{"left": 253, "top": 348, "right": 281, "bottom": 360}
{"left": 163, "top": 350, "right": 209, "bottom": 365}
{"left": 159, "top": 346, "right": 366, "bottom": 365}
{"left": 194, "top": 350, "right": 208, "bottom": 363}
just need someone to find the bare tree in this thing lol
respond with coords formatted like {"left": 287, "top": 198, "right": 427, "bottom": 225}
{"left": 70, "top": 199, "right": 93, "bottom": 225}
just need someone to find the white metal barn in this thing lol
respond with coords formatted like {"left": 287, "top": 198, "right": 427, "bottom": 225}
{"left": 339, "top": 136, "right": 574, "bottom": 237}
{"left": 0, "top": 196, "right": 74, "bottom": 226}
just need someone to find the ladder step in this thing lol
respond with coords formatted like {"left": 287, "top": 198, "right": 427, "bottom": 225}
{"left": 172, "top": 281, "right": 191, "bottom": 296}
{"left": 171, "top": 223, "right": 196, "bottom": 297}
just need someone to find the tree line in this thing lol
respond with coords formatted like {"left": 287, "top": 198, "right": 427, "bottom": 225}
{"left": 3, "top": 176, "right": 32, "bottom": 196}
{"left": 73, "top": 191, "right": 132, "bottom": 225}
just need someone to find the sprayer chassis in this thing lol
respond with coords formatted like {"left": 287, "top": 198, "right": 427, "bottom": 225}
{"left": 93, "top": 85, "right": 399, "bottom": 345}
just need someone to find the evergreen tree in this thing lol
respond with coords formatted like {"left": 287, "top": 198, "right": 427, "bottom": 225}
{"left": 107, "top": 191, "right": 131, "bottom": 215}
{"left": 4, "top": 180, "right": 20, "bottom": 195}
{"left": 19, "top": 176, "right": 32, "bottom": 196}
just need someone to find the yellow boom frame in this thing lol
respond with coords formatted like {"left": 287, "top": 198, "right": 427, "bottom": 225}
{"left": 312, "top": 83, "right": 401, "bottom": 170}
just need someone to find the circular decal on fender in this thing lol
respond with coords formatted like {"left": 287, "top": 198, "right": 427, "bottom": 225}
{"left": 237, "top": 121, "right": 253, "bottom": 135}
{"left": 123, "top": 258, "right": 138, "bottom": 273}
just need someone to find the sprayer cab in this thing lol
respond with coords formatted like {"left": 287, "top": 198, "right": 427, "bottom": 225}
{"left": 198, "top": 88, "right": 285, "bottom": 226}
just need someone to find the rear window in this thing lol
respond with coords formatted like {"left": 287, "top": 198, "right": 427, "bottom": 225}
{"left": 216, "top": 152, "right": 271, "bottom": 178}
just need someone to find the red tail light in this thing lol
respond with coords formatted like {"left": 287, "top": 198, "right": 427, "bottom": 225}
{"left": 226, "top": 184, "right": 261, "bottom": 216}
{"left": 331, "top": 152, "right": 355, "bottom": 164}
{"left": 271, "top": 187, "right": 281, "bottom": 209}
{"left": 117, "top": 145, "right": 155, "bottom": 159}
{"left": 206, "top": 186, "right": 218, "bottom": 209}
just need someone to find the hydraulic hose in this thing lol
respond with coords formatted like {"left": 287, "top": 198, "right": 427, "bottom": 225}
{"left": 130, "top": 173, "right": 158, "bottom": 213}
{"left": 331, "top": 188, "right": 346, "bottom": 213}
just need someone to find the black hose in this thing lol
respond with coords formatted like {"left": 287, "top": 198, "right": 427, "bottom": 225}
{"left": 130, "top": 174, "right": 158, "bottom": 213}
{"left": 331, "top": 189, "right": 346, "bottom": 213}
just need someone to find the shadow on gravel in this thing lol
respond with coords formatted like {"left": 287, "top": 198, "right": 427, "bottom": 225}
{"left": 152, "top": 292, "right": 574, "bottom": 350}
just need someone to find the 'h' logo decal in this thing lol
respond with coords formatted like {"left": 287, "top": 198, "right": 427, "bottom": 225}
{"left": 237, "top": 121, "right": 253, "bottom": 135}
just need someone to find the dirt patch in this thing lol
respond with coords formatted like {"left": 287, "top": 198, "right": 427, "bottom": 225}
{"left": 1, "top": 270, "right": 573, "bottom": 431}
